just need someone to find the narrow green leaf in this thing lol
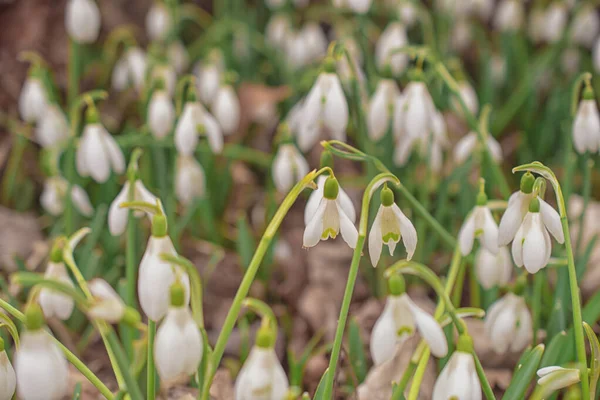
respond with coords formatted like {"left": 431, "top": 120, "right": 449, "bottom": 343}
{"left": 313, "top": 369, "right": 329, "bottom": 400}
{"left": 236, "top": 214, "right": 256, "bottom": 271}
{"left": 72, "top": 382, "right": 81, "bottom": 400}
{"left": 348, "top": 318, "right": 367, "bottom": 384}
{"left": 583, "top": 322, "right": 600, "bottom": 397}
{"left": 540, "top": 331, "right": 568, "bottom": 368}
{"left": 501, "top": 344, "right": 544, "bottom": 400}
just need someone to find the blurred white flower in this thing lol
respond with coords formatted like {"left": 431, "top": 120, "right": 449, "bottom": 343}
{"left": 302, "top": 22, "right": 328, "bottom": 63}
{"left": 484, "top": 293, "right": 532, "bottom": 354}
{"left": 65, "top": 0, "right": 101, "bottom": 44}
{"left": 458, "top": 199, "right": 499, "bottom": 256}
{"left": 285, "top": 31, "right": 311, "bottom": 69}
{"left": 571, "top": 6, "right": 600, "bottom": 48}
{"left": 537, "top": 366, "right": 581, "bottom": 395}
{"left": 39, "top": 262, "right": 75, "bottom": 321}
{"left": 148, "top": 90, "right": 175, "bottom": 139}
{"left": 112, "top": 47, "right": 148, "bottom": 92}
{"left": 167, "top": 41, "right": 190, "bottom": 74}
{"left": 175, "top": 101, "right": 223, "bottom": 154}
{"left": 494, "top": 0, "right": 524, "bottom": 32}
{"left": 0, "top": 347, "right": 16, "bottom": 400}
{"left": 451, "top": 19, "right": 472, "bottom": 53}
{"left": 303, "top": 176, "right": 358, "bottom": 249}
{"left": 298, "top": 72, "right": 348, "bottom": 151}
{"left": 212, "top": 85, "right": 240, "bottom": 135}
{"left": 146, "top": 2, "right": 171, "bottom": 42}
{"left": 272, "top": 143, "right": 309, "bottom": 193}
{"left": 543, "top": 2, "right": 568, "bottom": 44}
{"left": 36, "top": 105, "right": 69, "bottom": 148}
{"left": 266, "top": 14, "right": 292, "bottom": 49}
{"left": 528, "top": 8, "right": 546, "bottom": 44}
{"left": 19, "top": 76, "right": 47, "bottom": 123}
{"left": 498, "top": 176, "right": 536, "bottom": 246}
{"left": 175, "top": 154, "right": 206, "bottom": 206}
{"left": 432, "top": 349, "right": 481, "bottom": 400}
{"left": 336, "top": 37, "right": 363, "bottom": 83}
{"left": 371, "top": 293, "right": 447, "bottom": 365}
{"left": 265, "top": 0, "right": 285, "bottom": 9}
{"left": 76, "top": 123, "right": 126, "bottom": 183}
{"left": 375, "top": 22, "right": 408, "bottom": 76}
{"left": 333, "top": 0, "right": 372, "bottom": 13}
{"left": 108, "top": 179, "right": 157, "bottom": 236}
{"left": 194, "top": 52, "right": 224, "bottom": 104}
{"left": 453, "top": 131, "right": 502, "bottom": 165}
{"left": 88, "top": 279, "right": 126, "bottom": 323}
{"left": 234, "top": 346, "right": 289, "bottom": 400}
{"left": 398, "top": 1, "right": 418, "bottom": 26}
{"left": 512, "top": 197, "right": 564, "bottom": 273}
{"left": 573, "top": 95, "right": 600, "bottom": 154}
{"left": 452, "top": 81, "right": 479, "bottom": 118}
{"left": 368, "top": 79, "right": 400, "bottom": 141}
{"left": 475, "top": 246, "right": 512, "bottom": 289}
{"left": 41, "top": 176, "right": 94, "bottom": 217}
{"left": 304, "top": 175, "right": 356, "bottom": 226}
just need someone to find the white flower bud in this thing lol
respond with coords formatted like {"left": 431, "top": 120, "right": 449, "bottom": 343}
{"left": 285, "top": 31, "right": 311, "bottom": 69}
{"left": 212, "top": 85, "right": 240, "bottom": 136}
{"left": 36, "top": 105, "right": 69, "bottom": 148}
{"left": 194, "top": 53, "right": 224, "bottom": 104}
{"left": 375, "top": 22, "right": 408, "bottom": 76}
{"left": 433, "top": 350, "right": 481, "bottom": 400}
{"left": 88, "top": 279, "right": 125, "bottom": 323}
{"left": 175, "top": 154, "right": 206, "bottom": 206}
{"left": 0, "top": 350, "right": 16, "bottom": 400}
{"left": 175, "top": 101, "right": 223, "bottom": 155}
{"left": 537, "top": 366, "right": 581, "bottom": 395}
{"left": 453, "top": 131, "right": 502, "bottom": 165}
{"left": 146, "top": 2, "right": 172, "bottom": 42}
{"left": 542, "top": 2, "right": 568, "bottom": 44}
{"left": 458, "top": 202, "right": 499, "bottom": 256}
{"left": 572, "top": 98, "right": 600, "bottom": 154}
{"left": 234, "top": 346, "right": 289, "bottom": 400}
{"left": 39, "top": 262, "right": 75, "bottom": 321}
{"left": 167, "top": 41, "right": 190, "bottom": 74}
{"left": 484, "top": 293, "right": 532, "bottom": 354}
{"left": 272, "top": 144, "right": 309, "bottom": 193}
{"left": 65, "top": 0, "right": 101, "bottom": 44}
{"left": 148, "top": 90, "right": 175, "bottom": 139}
{"left": 266, "top": 14, "right": 292, "bottom": 49}
{"left": 76, "top": 123, "right": 126, "bottom": 183}
{"left": 19, "top": 77, "right": 47, "bottom": 123}
{"left": 302, "top": 22, "right": 327, "bottom": 63}
{"left": 126, "top": 47, "right": 148, "bottom": 92}
{"left": 452, "top": 81, "right": 479, "bottom": 118}
{"left": 475, "top": 246, "right": 512, "bottom": 289}
{"left": 571, "top": 6, "right": 600, "bottom": 48}
{"left": 494, "top": 0, "right": 524, "bottom": 32}
{"left": 41, "top": 177, "right": 94, "bottom": 218}
{"left": 108, "top": 179, "right": 157, "bottom": 236}
{"left": 368, "top": 79, "right": 400, "bottom": 141}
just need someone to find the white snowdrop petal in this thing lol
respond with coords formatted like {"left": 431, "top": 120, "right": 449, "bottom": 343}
{"left": 0, "top": 352, "right": 16, "bottom": 400}
{"left": 338, "top": 202, "right": 358, "bottom": 248}
{"left": 71, "top": 184, "right": 94, "bottom": 217}
{"left": 202, "top": 112, "right": 224, "bottom": 154}
{"left": 213, "top": 86, "right": 240, "bottom": 135}
{"left": 498, "top": 192, "right": 529, "bottom": 246}
{"left": 392, "top": 204, "right": 417, "bottom": 260}
{"left": 523, "top": 214, "right": 550, "bottom": 273}
{"left": 480, "top": 208, "right": 499, "bottom": 254}
{"left": 175, "top": 103, "right": 200, "bottom": 155}
{"left": 408, "top": 301, "right": 448, "bottom": 357}
{"left": 101, "top": 129, "right": 126, "bottom": 175}
{"left": 65, "top": 0, "right": 101, "bottom": 44}
{"left": 303, "top": 200, "right": 327, "bottom": 248}
{"left": 148, "top": 92, "right": 175, "bottom": 139}
{"left": 19, "top": 78, "right": 47, "bottom": 123}
{"left": 146, "top": 3, "right": 172, "bottom": 42}
{"left": 489, "top": 306, "right": 517, "bottom": 354}
{"left": 458, "top": 213, "right": 476, "bottom": 256}
{"left": 304, "top": 176, "right": 326, "bottom": 225}
{"left": 82, "top": 125, "right": 111, "bottom": 183}
{"left": 108, "top": 183, "right": 130, "bottom": 236}
{"left": 511, "top": 222, "right": 525, "bottom": 267}
{"left": 511, "top": 302, "right": 533, "bottom": 352}
{"left": 370, "top": 301, "right": 398, "bottom": 365}
{"left": 323, "top": 75, "right": 349, "bottom": 135}
{"left": 539, "top": 198, "right": 564, "bottom": 244}
{"left": 368, "top": 209, "right": 383, "bottom": 267}
{"left": 453, "top": 132, "right": 477, "bottom": 164}
{"left": 337, "top": 185, "right": 357, "bottom": 223}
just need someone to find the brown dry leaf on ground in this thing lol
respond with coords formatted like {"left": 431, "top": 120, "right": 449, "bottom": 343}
{"left": 237, "top": 83, "right": 291, "bottom": 136}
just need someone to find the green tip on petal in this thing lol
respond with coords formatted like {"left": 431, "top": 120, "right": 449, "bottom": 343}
{"left": 152, "top": 214, "right": 168, "bottom": 237}
{"left": 381, "top": 186, "right": 395, "bottom": 207}
{"left": 323, "top": 176, "right": 339, "bottom": 200}
{"left": 456, "top": 334, "right": 474, "bottom": 353}
{"left": 170, "top": 280, "right": 186, "bottom": 307}
{"left": 85, "top": 106, "right": 100, "bottom": 124}
{"left": 24, "top": 303, "right": 45, "bottom": 331}
{"left": 529, "top": 197, "right": 540, "bottom": 213}
{"left": 323, "top": 57, "right": 336, "bottom": 73}
{"left": 388, "top": 274, "right": 405, "bottom": 296}
{"left": 255, "top": 324, "right": 276, "bottom": 349}
{"left": 476, "top": 191, "right": 488, "bottom": 206}
{"left": 520, "top": 172, "right": 535, "bottom": 194}
{"left": 583, "top": 86, "right": 595, "bottom": 101}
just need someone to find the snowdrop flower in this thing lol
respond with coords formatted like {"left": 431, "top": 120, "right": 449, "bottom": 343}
{"left": 272, "top": 143, "right": 309, "bottom": 193}
{"left": 451, "top": 19, "right": 473, "bottom": 53}
{"left": 494, "top": 0, "right": 524, "bottom": 32}
{"left": 368, "top": 79, "right": 400, "bottom": 141}
{"left": 194, "top": 51, "right": 224, "bottom": 104}
{"left": 302, "top": 22, "right": 328, "bottom": 63}
{"left": 88, "top": 279, "right": 126, "bottom": 323}
{"left": 528, "top": 8, "right": 546, "bottom": 44}
{"left": 498, "top": 173, "right": 535, "bottom": 246}
{"left": 336, "top": 37, "right": 363, "bottom": 84}
{"left": 285, "top": 31, "right": 311, "bottom": 69}
{"left": 108, "top": 178, "right": 157, "bottom": 236}
{"left": 512, "top": 197, "right": 564, "bottom": 273}
{"left": 112, "top": 57, "right": 130, "bottom": 92}
{"left": 234, "top": 328, "right": 289, "bottom": 400}
{"left": 458, "top": 191, "right": 499, "bottom": 255}
{"left": 212, "top": 84, "right": 240, "bottom": 135}
{"left": 475, "top": 246, "right": 512, "bottom": 289}
{"left": 0, "top": 339, "right": 16, "bottom": 400}
{"left": 303, "top": 176, "right": 358, "bottom": 249}
{"left": 148, "top": 87, "right": 175, "bottom": 139}
{"left": 371, "top": 276, "right": 447, "bottom": 365}
{"left": 167, "top": 41, "right": 190, "bottom": 74}
{"left": 15, "top": 305, "right": 68, "bottom": 400}
{"left": 298, "top": 71, "right": 348, "bottom": 151}
{"left": 333, "top": 0, "right": 372, "bottom": 14}
{"left": 175, "top": 154, "right": 205, "bottom": 206}
{"left": 266, "top": 14, "right": 291, "bottom": 49}
{"left": 139, "top": 215, "right": 190, "bottom": 321}
{"left": 304, "top": 175, "right": 356, "bottom": 227}
{"left": 154, "top": 282, "right": 203, "bottom": 382}
{"left": 38, "top": 252, "right": 75, "bottom": 321}
{"left": 36, "top": 105, "right": 69, "bottom": 147}
{"left": 452, "top": 81, "right": 479, "bottom": 118}
{"left": 19, "top": 75, "right": 47, "bottom": 123}
{"left": 146, "top": 2, "right": 171, "bottom": 42}
{"left": 398, "top": 1, "right": 418, "bottom": 26}
{"left": 175, "top": 99, "right": 223, "bottom": 154}
{"left": 112, "top": 47, "right": 148, "bottom": 92}
{"left": 571, "top": 6, "right": 600, "bottom": 48}
{"left": 484, "top": 293, "right": 532, "bottom": 354}
{"left": 537, "top": 366, "right": 581, "bottom": 395}
{"left": 432, "top": 336, "right": 481, "bottom": 400}
{"left": 572, "top": 88, "right": 600, "bottom": 154}
{"left": 542, "top": 2, "right": 568, "bottom": 44}
{"left": 76, "top": 117, "right": 126, "bottom": 183}
{"left": 453, "top": 131, "right": 502, "bottom": 165}
{"left": 375, "top": 22, "right": 408, "bottom": 77}
{"left": 368, "top": 186, "right": 417, "bottom": 267}
{"left": 65, "top": 0, "right": 101, "bottom": 44}
{"left": 41, "top": 176, "right": 94, "bottom": 217}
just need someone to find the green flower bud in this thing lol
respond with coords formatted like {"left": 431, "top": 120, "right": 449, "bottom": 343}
{"left": 170, "top": 280, "right": 186, "bottom": 307}
{"left": 520, "top": 172, "right": 535, "bottom": 194}
{"left": 456, "top": 334, "right": 474, "bottom": 353}
{"left": 476, "top": 191, "right": 488, "bottom": 206}
{"left": 323, "top": 57, "right": 336, "bottom": 73}
{"left": 323, "top": 176, "right": 339, "bottom": 200}
{"left": 583, "top": 86, "right": 595, "bottom": 101}
{"left": 529, "top": 197, "right": 540, "bottom": 213}
{"left": 380, "top": 186, "right": 395, "bottom": 207}
{"left": 24, "top": 303, "right": 45, "bottom": 331}
{"left": 85, "top": 106, "right": 100, "bottom": 124}
{"left": 388, "top": 275, "right": 406, "bottom": 296}
{"left": 50, "top": 240, "right": 64, "bottom": 263}
{"left": 152, "top": 214, "right": 168, "bottom": 237}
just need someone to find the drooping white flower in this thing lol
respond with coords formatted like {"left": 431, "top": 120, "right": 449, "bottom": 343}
{"left": 155, "top": 304, "right": 202, "bottom": 382}
{"left": 146, "top": 2, "right": 171, "bottom": 42}
{"left": 35, "top": 105, "right": 69, "bottom": 147}
{"left": 453, "top": 81, "right": 479, "bottom": 118}
{"left": 336, "top": 37, "right": 363, "bottom": 84}
{"left": 139, "top": 230, "right": 190, "bottom": 321}
{"left": 494, "top": 0, "right": 524, "bottom": 32}
{"left": 148, "top": 90, "right": 175, "bottom": 139}
{"left": 167, "top": 41, "right": 190, "bottom": 74}
{"left": 285, "top": 31, "right": 311, "bottom": 69}
{"left": 398, "top": 1, "right": 418, "bottom": 26}
{"left": 537, "top": 366, "right": 581, "bottom": 395}
{"left": 528, "top": 8, "right": 546, "bottom": 45}
{"left": 368, "top": 79, "right": 400, "bottom": 141}
{"left": 333, "top": 0, "right": 372, "bottom": 13}
{"left": 453, "top": 131, "right": 503, "bottom": 165}
{"left": 572, "top": 94, "right": 600, "bottom": 154}
{"left": 112, "top": 47, "right": 148, "bottom": 92}
{"left": 272, "top": 143, "right": 309, "bottom": 193}
{"left": 194, "top": 52, "right": 224, "bottom": 105}
{"left": 41, "top": 176, "right": 94, "bottom": 217}
{"left": 375, "top": 22, "right": 408, "bottom": 77}
{"left": 368, "top": 186, "right": 417, "bottom": 267}
{"left": 475, "top": 246, "right": 512, "bottom": 289}
{"left": 571, "top": 6, "right": 600, "bottom": 48}
{"left": 15, "top": 329, "right": 68, "bottom": 400}
{"left": 38, "top": 261, "right": 75, "bottom": 321}
{"left": 451, "top": 19, "right": 472, "bottom": 53}
{"left": 303, "top": 176, "right": 358, "bottom": 249}
{"left": 212, "top": 85, "right": 240, "bottom": 136}
{"left": 371, "top": 292, "right": 447, "bottom": 365}
{"left": 432, "top": 347, "right": 481, "bottom": 400}
{"left": 234, "top": 346, "right": 289, "bottom": 400}
{"left": 298, "top": 72, "right": 348, "bottom": 151}
{"left": 88, "top": 279, "right": 126, "bottom": 323}
{"left": 108, "top": 179, "right": 157, "bottom": 236}
{"left": 498, "top": 174, "right": 536, "bottom": 246}
{"left": 302, "top": 22, "right": 328, "bottom": 63}
{"left": 0, "top": 348, "right": 16, "bottom": 400}
{"left": 112, "top": 56, "right": 130, "bottom": 92}
{"left": 19, "top": 76, "right": 47, "bottom": 123}
{"left": 65, "top": 0, "right": 101, "bottom": 44}
{"left": 484, "top": 293, "right": 532, "bottom": 354}
{"left": 458, "top": 196, "right": 499, "bottom": 256}
{"left": 175, "top": 101, "right": 223, "bottom": 154}
{"left": 304, "top": 175, "right": 356, "bottom": 226}
{"left": 512, "top": 197, "right": 564, "bottom": 274}
{"left": 175, "top": 154, "right": 206, "bottom": 206}
{"left": 542, "top": 2, "right": 568, "bottom": 44}
{"left": 266, "top": 14, "right": 292, "bottom": 49}
{"left": 265, "top": 0, "right": 285, "bottom": 9}
{"left": 76, "top": 122, "right": 126, "bottom": 183}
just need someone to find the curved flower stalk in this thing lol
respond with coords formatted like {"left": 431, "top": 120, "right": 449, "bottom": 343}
{"left": 15, "top": 305, "right": 69, "bottom": 400}
{"left": 375, "top": 22, "right": 409, "bottom": 77}
{"left": 453, "top": 130, "right": 502, "bottom": 165}
{"left": 65, "top": 0, "right": 101, "bottom": 44}
{"left": 147, "top": 84, "right": 175, "bottom": 140}
{"left": 175, "top": 93, "right": 223, "bottom": 155}
{"left": 432, "top": 335, "right": 481, "bottom": 400}
{"left": 573, "top": 85, "right": 600, "bottom": 154}
{"left": 368, "top": 79, "right": 400, "bottom": 141}
{"left": 272, "top": 142, "right": 309, "bottom": 193}
{"left": 303, "top": 175, "right": 358, "bottom": 249}
{"left": 146, "top": 2, "right": 171, "bottom": 42}
{"left": 35, "top": 105, "right": 69, "bottom": 148}
{"left": 175, "top": 154, "right": 206, "bottom": 206}
{"left": 41, "top": 176, "right": 94, "bottom": 217}
{"left": 0, "top": 337, "right": 16, "bottom": 400}
{"left": 474, "top": 246, "right": 512, "bottom": 289}
{"left": 212, "top": 83, "right": 241, "bottom": 136}
{"left": 368, "top": 185, "right": 417, "bottom": 267}
{"left": 371, "top": 275, "right": 447, "bottom": 366}
{"left": 458, "top": 188, "right": 499, "bottom": 256}
{"left": 484, "top": 293, "right": 532, "bottom": 354}
{"left": 38, "top": 244, "right": 75, "bottom": 321}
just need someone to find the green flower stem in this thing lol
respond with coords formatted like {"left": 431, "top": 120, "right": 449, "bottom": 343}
{"left": 0, "top": 298, "right": 114, "bottom": 400}
{"left": 123, "top": 211, "right": 136, "bottom": 360}
{"left": 323, "top": 173, "right": 400, "bottom": 399}
{"left": 391, "top": 343, "right": 425, "bottom": 400}
{"left": 68, "top": 39, "right": 81, "bottom": 107}
{"left": 199, "top": 168, "right": 326, "bottom": 400}
{"left": 407, "top": 347, "right": 431, "bottom": 400}
{"left": 147, "top": 320, "right": 156, "bottom": 400}
{"left": 472, "top": 348, "right": 496, "bottom": 400}
{"left": 104, "top": 329, "right": 144, "bottom": 400}
{"left": 532, "top": 272, "right": 544, "bottom": 344}
{"left": 469, "top": 263, "right": 481, "bottom": 308}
